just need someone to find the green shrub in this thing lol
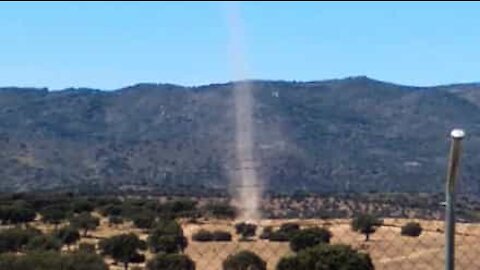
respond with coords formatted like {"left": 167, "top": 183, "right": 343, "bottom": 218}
{"left": 212, "top": 231, "right": 232, "bottom": 242}
{"left": 289, "top": 227, "right": 332, "bottom": 252}
{"left": 204, "top": 203, "right": 237, "bottom": 219}
{"left": 268, "top": 223, "right": 301, "bottom": 242}
{"left": 108, "top": 215, "right": 124, "bottom": 226}
{"left": 147, "top": 253, "right": 196, "bottom": 270}
{"left": 71, "top": 200, "right": 94, "bottom": 214}
{"left": 259, "top": 227, "right": 273, "bottom": 240}
{"left": 0, "top": 251, "right": 108, "bottom": 270}
{"left": 192, "top": 230, "right": 213, "bottom": 242}
{"left": 279, "top": 223, "right": 300, "bottom": 235}
{"left": 132, "top": 212, "right": 156, "bottom": 229}
{"left": 26, "top": 235, "right": 62, "bottom": 251}
{"left": 54, "top": 226, "right": 80, "bottom": 249}
{"left": 235, "top": 222, "right": 257, "bottom": 238}
{"left": 401, "top": 222, "right": 422, "bottom": 237}
{"left": 268, "top": 231, "right": 290, "bottom": 242}
{"left": 0, "top": 227, "right": 42, "bottom": 252}
{"left": 277, "top": 244, "right": 374, "bottom": 270}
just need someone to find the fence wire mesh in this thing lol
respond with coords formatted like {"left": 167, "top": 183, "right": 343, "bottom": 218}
{"left": 1, "top": 192, "right": 479, "bottom": 270}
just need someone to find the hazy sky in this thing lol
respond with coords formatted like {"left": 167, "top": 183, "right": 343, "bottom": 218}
{"left": 1, "top": 1, "right": 480, "bottom": 89}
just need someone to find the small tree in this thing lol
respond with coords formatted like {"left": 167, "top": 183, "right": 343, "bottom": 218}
{"left": 71, "top": 199, "right": 95, "bottom": 214}
{"left": 401, "top": 222, "right": 423, "bottom": 237}
{"left": 78, "top": 242, "right": 96, "bottom": 253}
{"left": 55, "top": 226, "right": 81, "bottom": 250}
{"left": 289, "top": 227, "right": 332, "bottom": 252}
{"left": 109, "top": 215, "right": 124, "bottom": 227}
{"left": 147, "top": 220, "right": 187, "bottom": 254}
{"left": 235, "top": 222, "right": 257, "bottom": 239}
{"left": 146, "top": 254, "right": 196, "bottom": 270}
{"left": 351, "top": 214, "right": 382, "bottom": 241}
{"left": 99, "top": 233, "right": 146, "bottom": 270}
{"left": 259, "top": 226, "right": 273, "bottom": 240}
{"left": 277, "top": 244, "right": 374, "bottom": 270}
{"left": 70, "top": 212, "right": 100, "bottom": 237}
{"left": 223, "top": 250, "right": 266, "bottom": 270}
{"left": 132, "top": 212, "right": 156, "bottom": 230}
{"left": 41, "top": 206, "right": 69, "bottom": 230}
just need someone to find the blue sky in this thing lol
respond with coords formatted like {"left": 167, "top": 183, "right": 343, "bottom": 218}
{"left": 1, "top": 1, "right": 480, "bottom": 89}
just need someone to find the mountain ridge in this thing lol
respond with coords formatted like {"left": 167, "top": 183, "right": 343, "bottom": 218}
{"left": 3, "top": 75, "right": 478, "bottom": 93}
{"left": 1, "top": 76, "right": 480, "bottom": 196}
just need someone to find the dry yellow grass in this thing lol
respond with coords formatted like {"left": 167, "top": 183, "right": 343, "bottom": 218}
{"left": 4, "top": 217, "right": 480, "bottom": 269}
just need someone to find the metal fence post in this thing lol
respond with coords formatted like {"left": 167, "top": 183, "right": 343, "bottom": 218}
{"left": 445, "top": 129, "right": 465, "bottom": 270}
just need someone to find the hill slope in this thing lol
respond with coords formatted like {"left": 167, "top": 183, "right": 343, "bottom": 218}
{"left": 1, "top": 77, "right": 480, "bottom": 195}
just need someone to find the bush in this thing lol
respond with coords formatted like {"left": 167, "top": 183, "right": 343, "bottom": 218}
{"left": 277, "top": 244, "right": 374, "bottom": 270}
{"left": 132, "top": 212, "right": 156, "bottom": 229}
{"left": 289, "top": 227, "right": 332, "bottom": 252}
{"left": 71, "top": 200, "right": 94, "bottom": 214}
{"left": 26, "top": 235, "right": 62, "bottom": 251}
{"left": 235, "top": 222, "right": 257, "bottom": 238}
{"left": 160, "top": 199, "right": 198, "bottom": 218}
{"left": 279, "top": 223, "right": 300, "bottom": 235}
{"left": 192, "top": 230, "right": 213, "bottom": 242}
{"left": 191, "top": 230, "right": 232, "bottom": 242}
{"left": 212, "top": 231, "right": 232, "bottom": 242}
{"left": 55, "top": 226, "right": 80, "bottom": 249}
{"left": 268, "top": 231, "right": 290, "bottom": 242}
{"left": 0, "top": 251, "right": 108, "bottom": 270}
{"left": 268, "top": 223, "right": 301, "bottom": 242}
{"left": 204, "top": 203, "right": 237, "bottom": 219}
{"left": 147, "top": 253, "right": 196, "bottom": 270}
{"left": 65, "top": 250, "right": 109, "bottom": 270}
{"left": 401, "top": 222, "right": 423, "bottom": 237}
{"left": 259, "top": 227, "right": 273, "bottom": 240}
{"left": 223, "top": 250, "right": 266, "bottom": 270}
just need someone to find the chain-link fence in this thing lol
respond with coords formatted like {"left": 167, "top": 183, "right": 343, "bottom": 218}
{"left": 1, "top": 191, "right": 479, "bottom": 270}
{"left": 176, "top": 194, "right": 480, "bottom": 270}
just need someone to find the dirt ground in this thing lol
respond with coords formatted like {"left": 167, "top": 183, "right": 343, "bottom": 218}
{"left": 10, "top": 216, "right": 480, "bottom": 270}
{"left": 180, "top": 218, "right": 480, "bottom": 270}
